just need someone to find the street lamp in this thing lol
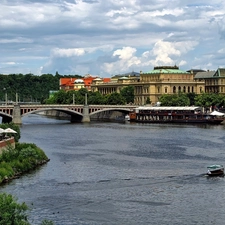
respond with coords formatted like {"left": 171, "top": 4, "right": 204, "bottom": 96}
{"left": 73, "top": 93, "right": 75, "bottom": 104}
{"left": 15, "top": 92, "right": 18, "bottom": 105}
{"left": 3, "top": 88, "right": 7, "bottom": 105}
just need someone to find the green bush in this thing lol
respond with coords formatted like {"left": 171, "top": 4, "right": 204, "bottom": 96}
{"left": 0, "top": 193, "right": 30, "bottom": 225}
{"left": 0, "top": 193, "right": 55, "bottom": 225}
{"left": 0, "top": 143, "right": 49, "bottom": 182}
{"left": 0, "top": 146, "right": 19, "bottom": 162}
{"left": 9, "top": 160, "right": 24, "bottom": 173}
{"left": 40, "top": 220, "right": 54, "bottom": 225}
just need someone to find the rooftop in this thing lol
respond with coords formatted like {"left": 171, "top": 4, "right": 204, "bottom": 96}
{"left": 195, "top": 71, "right": 216, "bottom": 79}
{"left": 143, "top": 66, "right": 190, "bottom": 74}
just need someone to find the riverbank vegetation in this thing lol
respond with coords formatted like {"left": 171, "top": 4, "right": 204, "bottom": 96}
{"left": 0, "top": 193, "right": 53, "bottom": 225}
{"left": 0, "top": 142, "right": 49, "bottom": 183}
{"left": 0, "top": 123, "right": 49, "bottom": 183}
{"left": 0, "top": 123, "right": 53, "bottom": 224}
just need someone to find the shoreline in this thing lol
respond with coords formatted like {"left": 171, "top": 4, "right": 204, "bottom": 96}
{"left": 0, "top": 158, "right": 50, "bottom": 185}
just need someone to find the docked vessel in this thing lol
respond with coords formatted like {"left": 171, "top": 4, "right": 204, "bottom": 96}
{"left": 124, "top": 114, "right": 130, "bottom": 121}
{"left": 129, "top": 106, "right": 224, "bottom": 124}
{"left": 207, "top": 165, "right": 224, "bottom": 176}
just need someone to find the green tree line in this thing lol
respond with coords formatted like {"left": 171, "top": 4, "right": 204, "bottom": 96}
{"left": 159, "top": 92, "right": 225, "bottom": 109}
{"left": 0, "top": 73, "right": 82, "bottom": 103}
{"left": 45, "top": 86, "right": 134, "bottom": 105}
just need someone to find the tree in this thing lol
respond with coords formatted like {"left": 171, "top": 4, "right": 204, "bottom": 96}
{"left": 194, "top": 93, "right": 225, "bottom": 110}
{"left": 120, "top": 86, "right": 134, "bottom": 104}
{"left": 0, "top": 193, "right": 54, "bottom": 225}
{"left": 0, "top": 193, "right": 30, "bottom": 225}
{"left": 87, "top": 91, "right": 106, "bottom": 104}
{"left": 105, "top": 93, "right": 126, "bottom": 105}
{"left": 45, "top": 90, "right": 67, "bottom": 104}
{"left": 186, "top": 92, "right": 197, "bottom": 105}
{"left": 146, "top": 97, "right": 151, "bottom": 104}
{"left": 159, "top": 93, "right": 190, "bottom": 106}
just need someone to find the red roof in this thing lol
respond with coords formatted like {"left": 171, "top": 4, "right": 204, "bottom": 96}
{"left": 60, "top": 76, "right": 111, "bottom": 91}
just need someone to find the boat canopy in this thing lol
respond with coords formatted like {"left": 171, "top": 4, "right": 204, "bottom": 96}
{"left": 210, "top": 111, "right": 224, "bottom": 116}
{"left": 207, "top": 165, "right": 224, "bottom": 171}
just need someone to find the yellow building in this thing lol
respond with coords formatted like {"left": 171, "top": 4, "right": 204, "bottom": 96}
{"left": 91, "top": 66, "right": 205, "bottom": 105}
{"left": 137, "top": 66, "right": 204, "bottom": 105}
{"left": 195, "top": 68, "right": 225, "bottom": 94}
{"left": 91, "top": 72, "right": 139, "bottom": 95}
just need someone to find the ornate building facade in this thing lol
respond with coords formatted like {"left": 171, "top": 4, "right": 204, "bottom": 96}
{"left": 195, "top": 68, "right": 225, "bottom": 94}
{"left": 91, "top": 66, "right": 205, "bottom": 105}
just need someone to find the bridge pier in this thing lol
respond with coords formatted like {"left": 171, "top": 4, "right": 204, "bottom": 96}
{"left": 12, "top": 105, "right": 22, "bottom": 125}
{"left": 82, "top": 105, "right": 90, "bottom": 123}
{"left": 81, "top": 94, "right": 90, "bottom": 123}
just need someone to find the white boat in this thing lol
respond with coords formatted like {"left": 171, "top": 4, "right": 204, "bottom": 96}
{"left": 207, "top": 165, "right": 224, "bottom": 176}
{"left": 125, "top": 114, "right": 130, "bottom": 121}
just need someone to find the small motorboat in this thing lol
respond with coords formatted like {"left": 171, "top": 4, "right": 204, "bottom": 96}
{"left": 125, "top": 114, "right": 130, "bottom": 121}
{"left": 206, "top": 165, "right": 224, "bottom": 176}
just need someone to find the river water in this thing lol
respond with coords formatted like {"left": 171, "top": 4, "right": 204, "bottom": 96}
{"left": 1, "top": 114, "right": 225, "bottom": 225}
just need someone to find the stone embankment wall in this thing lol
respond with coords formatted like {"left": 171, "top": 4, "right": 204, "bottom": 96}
{"left": 0, "top": 137, "right": 15, "bottom": 154}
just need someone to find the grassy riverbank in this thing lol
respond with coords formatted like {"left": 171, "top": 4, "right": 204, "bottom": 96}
{"left": 0, "top": 142, "right": 49, "bottom": 184}
{"left": 0, "top": 123, "right": 53, "bottom": 224}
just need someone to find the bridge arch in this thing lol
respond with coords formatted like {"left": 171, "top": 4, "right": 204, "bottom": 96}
{"left": 90, "top": 108, "right": 131, "bottom": 116}
{"left": 0, "top": 112, "right": 13, "bottom": 123}
{"left": 22, "top": 108, "right": 84, "bottom": 123}
{"left": 22, "top": 108, "right": 83, "bottom": 117}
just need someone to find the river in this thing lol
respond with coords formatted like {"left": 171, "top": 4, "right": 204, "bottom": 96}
{"left": 1, "top": 114, "right": 225, "bottom": 225}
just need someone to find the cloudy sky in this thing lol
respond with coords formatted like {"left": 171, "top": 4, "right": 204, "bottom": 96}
{"left": 0, "top": 0, "right": 225, "bottom": 77}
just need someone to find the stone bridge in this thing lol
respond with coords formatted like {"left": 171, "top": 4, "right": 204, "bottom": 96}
{"left": 0, "top": 104, "right": 137, "bottom": 124}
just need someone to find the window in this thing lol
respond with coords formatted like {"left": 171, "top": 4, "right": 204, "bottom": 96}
{"left": 173, "top": 86, "right": 176, "bottom": 93}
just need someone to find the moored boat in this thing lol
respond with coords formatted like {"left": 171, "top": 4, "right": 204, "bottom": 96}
{"left": 129, "top": 106, "right": 224, "bottom": 124}
{"left": 125, "top": 114, "right": 130, "bottom": 121}
{"left": 207, "top": 165, "right": 224, "bottom": 176}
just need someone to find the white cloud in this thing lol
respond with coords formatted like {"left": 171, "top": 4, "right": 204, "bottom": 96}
{"left": 113, "top": 47, "right": 136, "bottom": 60}
{"left": 103, "top": 47, "right": 141, "bottom": 74}
{"left": 52, "top": 48, "right": 85, "bottom": 57}
{"left": 4, "top": 62, "right": 16, "bottom": 65}
{"left": 0, "top": 0, "right": 225, "bottom": 75}
{"left": 0, "top": 37, "right": 33, "bottom": 44}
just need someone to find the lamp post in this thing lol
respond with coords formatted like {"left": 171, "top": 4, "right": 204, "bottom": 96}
{"left": 3, "top": 88, "right": 7, "bottom": 105}
{"left": 5, "top": 93, "right": 7, "bottom": 105}
{"left": 73, "top": 93, "right": 75, "bottom": 105}
{"left": 15, "top": 92, "right": 18, "bottom": 105}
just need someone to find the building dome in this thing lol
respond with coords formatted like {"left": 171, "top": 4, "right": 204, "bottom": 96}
{"left": 74, "top": 79, "right": 84, "bottom": 83}
{"left": 93, "top": 78, "right": 102, "bottom": 81}
{"left": 119, "top": 76, "right": 129, "bottom": 80}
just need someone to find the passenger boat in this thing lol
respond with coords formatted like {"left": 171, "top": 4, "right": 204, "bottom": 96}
{"left": 207, "top": 165, "right": 224, "bottom": 176}
{"left": 129, "top": 106, "right": 224, "bottom": 124}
